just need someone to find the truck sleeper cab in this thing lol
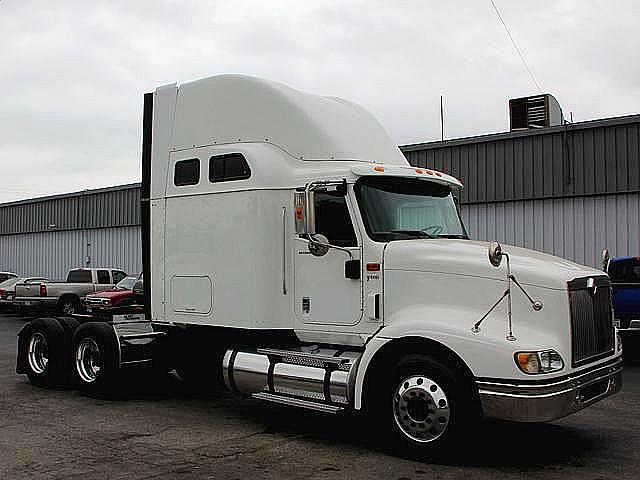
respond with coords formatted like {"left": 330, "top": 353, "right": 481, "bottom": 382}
{"left": 16, "top": 75, "right": 622, "bottom": 457}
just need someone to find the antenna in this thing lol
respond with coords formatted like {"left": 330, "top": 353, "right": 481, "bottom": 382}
{"left": 440, "top": 95, "right": 444, "bottom": 141}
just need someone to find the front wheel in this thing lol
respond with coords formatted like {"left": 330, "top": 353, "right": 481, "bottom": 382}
{"left": 371, "top": 354, "right": 479, "bottom": 459}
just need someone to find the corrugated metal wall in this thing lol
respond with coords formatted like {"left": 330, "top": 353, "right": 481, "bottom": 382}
{"left": 460, "top": 193, "right": 640, "bottom": 268}
{"left": 0, "top": 184, "right": 141, "bottom": 235}
{"left": 402, "top": 115, "right": 640, "bottom": 205}
{"left": 0, "top": 226, "right": 141, "bottom": 280}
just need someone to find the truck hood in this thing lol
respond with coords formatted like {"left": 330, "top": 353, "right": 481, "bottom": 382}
{"left": 383, "top": 239, "right": 603, "bottom": 290}
{"left": 86, "top": 290, "right": 132, "bottom": 301}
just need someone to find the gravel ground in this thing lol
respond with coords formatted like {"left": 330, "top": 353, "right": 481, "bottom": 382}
{"left": 1, "top": 312, "right": 638, "bottom": 480}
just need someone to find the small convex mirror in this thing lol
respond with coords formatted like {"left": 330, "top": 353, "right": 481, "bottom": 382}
{"left": 488, "top": 241, "right": 503, "bottom": 267}
{"left": 309, "top": 234, "right": 330, "bottom": 257}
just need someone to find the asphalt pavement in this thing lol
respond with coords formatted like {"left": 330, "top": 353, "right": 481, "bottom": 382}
{"left": 1, "top": 312, "right": 638, "bottom": 480}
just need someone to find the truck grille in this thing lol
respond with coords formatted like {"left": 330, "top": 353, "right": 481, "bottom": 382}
{"left": 568, "top": 276, "right": 614, "bottom": 367}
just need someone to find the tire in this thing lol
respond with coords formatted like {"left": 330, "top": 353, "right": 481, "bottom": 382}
{"left": 21, "top": 317, "right": 71, "bottom": 388}
{"left": 369, "top": 353, "right": 479, "bottom": 459}
{"left": 72, "top": 322, "right": 120, "bottom": 394}
{"left": 56, "top": 316, "right": 80, "bottom": 338}
{"left": 59, "top": 296, "right": 81, "bottom": 315}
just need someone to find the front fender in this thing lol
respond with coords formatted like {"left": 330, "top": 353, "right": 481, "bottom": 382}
{"left": 353, "top": 304, "right": 562, "bottom": 410}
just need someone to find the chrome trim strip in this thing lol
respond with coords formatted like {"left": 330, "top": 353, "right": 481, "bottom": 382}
{"left": 478, "top": 369, "right": 619, "bottom": 399}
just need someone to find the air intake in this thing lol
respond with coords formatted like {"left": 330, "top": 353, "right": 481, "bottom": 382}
{"left": 509, "top": 94, "right": 564, "bottom": 131}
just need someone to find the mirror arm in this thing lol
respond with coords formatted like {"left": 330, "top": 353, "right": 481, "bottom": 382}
{"left": 305, "top": 234, "right": 353, "bottom": 260}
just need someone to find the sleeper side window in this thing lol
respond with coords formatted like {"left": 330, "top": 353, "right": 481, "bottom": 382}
{"left": 314, "top": 192, "right": 358, "bottom": 247}
{"left": 209, "top": 153, "right": 251, "bottom": 183}
{"left": 174, "top": 159, "right": 200, "bottom": 186}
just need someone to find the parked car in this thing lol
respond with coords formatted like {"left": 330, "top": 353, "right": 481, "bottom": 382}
{"left": 83, "top": 275, "right": 143, "bottom": 318}
{"left": 602, "top": 249, "right": 640, "bottom": 332}
{"left": 0, "top": 277, "right": 49, "bottom": 308}
{"left": 0, "top": 272, "right": 18, "bottom": 284}
{"left": 14, "top": 267, "right": 128, "bottom": 315}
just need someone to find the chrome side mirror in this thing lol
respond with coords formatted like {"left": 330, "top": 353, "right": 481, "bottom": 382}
{"left": 294, "top": 190, "right": 316, "bottom": 235}
{"left": 488, "top": 241, "right": 503, "bottom": 267}
{"left": 309, "top": 234, "right": 330, "bottom": 257}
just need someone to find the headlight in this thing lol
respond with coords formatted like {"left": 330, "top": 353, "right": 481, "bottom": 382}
{"left": 101, "top": 298, "right": 111, "bottom": 306}
{"left": 515, "top": 350, "right": 564, "bottom": 375}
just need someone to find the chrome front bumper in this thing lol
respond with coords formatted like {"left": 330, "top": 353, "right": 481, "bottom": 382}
{"left": 477, "top": 356, "right": 623, "bottom": 422}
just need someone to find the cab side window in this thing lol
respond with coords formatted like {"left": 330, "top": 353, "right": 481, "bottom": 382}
{"left": 314, "top": 192, "right": 357, "bottom": 247}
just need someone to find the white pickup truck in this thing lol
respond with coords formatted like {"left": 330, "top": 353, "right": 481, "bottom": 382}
{"left": 14, "top": 268, "right": 128, "bottom": 314}
{"left": 17, "top": 75, "right": 622, "bottom": 457}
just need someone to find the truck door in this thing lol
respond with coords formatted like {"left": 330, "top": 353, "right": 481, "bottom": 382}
{"left": 294, "top": 191, "right": 363, "bottom": 326}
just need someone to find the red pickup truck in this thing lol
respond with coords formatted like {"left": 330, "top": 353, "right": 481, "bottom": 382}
{"left": 83, "top": 276, "right": 143, "bottom": 318}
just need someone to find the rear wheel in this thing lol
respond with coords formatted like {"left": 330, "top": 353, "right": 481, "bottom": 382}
{"left": 72, "top": 322, "right": 120, "bottom": 394}
{"left": 22, "top": 317, "right": 70, "bottom": 388}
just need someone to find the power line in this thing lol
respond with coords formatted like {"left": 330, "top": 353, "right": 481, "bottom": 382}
{"left": 489, "top": 0, "right": 542, "bottom": 92}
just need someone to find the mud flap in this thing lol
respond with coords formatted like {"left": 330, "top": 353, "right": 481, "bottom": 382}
{"left": 16, "top": 323, "right": 33, "bottom": 374}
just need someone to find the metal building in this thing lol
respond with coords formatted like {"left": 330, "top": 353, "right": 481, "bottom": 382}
{"left": 401, "top": 114, "right": 640, "bottom": 267}
{"left": 0, "top": 184, "right": 142, "bottom": 280}
{"left": 1, "top": 114, "right": 638, "bottom": 279}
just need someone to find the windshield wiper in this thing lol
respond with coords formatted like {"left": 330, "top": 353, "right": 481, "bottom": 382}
{"left": 389, "top": 230, "right": 437, "bottom": 239}
{"left": 433, "top": 234, "right": 469, "bottom": 239}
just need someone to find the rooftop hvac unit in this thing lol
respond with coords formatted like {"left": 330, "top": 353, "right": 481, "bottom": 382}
{"left": 509, "top": 94, "right": 564, "bottom": 131}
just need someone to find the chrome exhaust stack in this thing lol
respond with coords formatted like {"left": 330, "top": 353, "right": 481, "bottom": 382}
{"left": 222, "top": 347, "right": 361, "bottom": 412}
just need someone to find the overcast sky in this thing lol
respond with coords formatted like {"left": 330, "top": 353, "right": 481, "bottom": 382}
{"left": 1, "top": 0, "right": 639, "bottom": 203}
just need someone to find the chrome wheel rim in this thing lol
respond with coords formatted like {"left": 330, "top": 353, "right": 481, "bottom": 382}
{"left": 62, "top": 302, "right": 75, "bottom": 315}
{"left": 393, "top": 375, "right": 450, "bottom": 443}
{"left": 76, "top": 338, "right": 101, "bottom": 383}
{"left": 28, "top": 332, "right": 49, "bottom": 374}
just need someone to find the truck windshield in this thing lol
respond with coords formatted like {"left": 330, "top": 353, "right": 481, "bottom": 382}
{"left": 355, "top": 176, "right": 468, "bottom": 242}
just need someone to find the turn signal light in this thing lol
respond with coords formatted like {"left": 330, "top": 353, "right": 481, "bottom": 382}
{"left": 39, "top": 284, "right": 47, "bottom": 297}
{"left": 374, "top": 166, "right": 385, "bottom": 172}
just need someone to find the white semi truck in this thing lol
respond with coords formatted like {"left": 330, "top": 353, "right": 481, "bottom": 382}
{"left": 17, "top": 75, "right": 622, "bottom": 456}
